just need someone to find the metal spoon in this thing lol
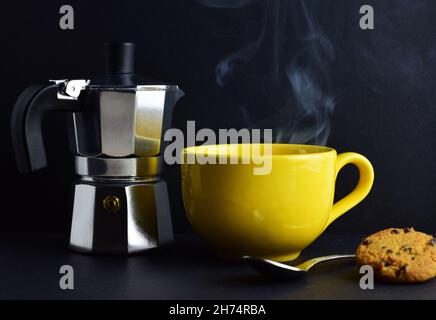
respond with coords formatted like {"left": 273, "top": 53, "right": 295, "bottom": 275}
{"left": 243, "top": 254, "right": 356, "bottom": 279}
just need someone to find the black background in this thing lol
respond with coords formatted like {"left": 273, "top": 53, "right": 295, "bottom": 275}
{"left": 1, "top": 0, "right": 436, "bottom": 237}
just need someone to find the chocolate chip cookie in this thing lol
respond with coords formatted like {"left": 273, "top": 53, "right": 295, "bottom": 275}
{"left": 356, "top": 228, "right": 436, "bottom": 283}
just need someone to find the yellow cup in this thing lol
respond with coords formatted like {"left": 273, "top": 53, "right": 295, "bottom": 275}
{"left": 181, "top": 144, "right": 374, "bottom": 262}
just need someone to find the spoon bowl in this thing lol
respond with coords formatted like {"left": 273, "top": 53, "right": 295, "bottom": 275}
{"left": 243, "top": 254, "right": 356, "bottom": 279}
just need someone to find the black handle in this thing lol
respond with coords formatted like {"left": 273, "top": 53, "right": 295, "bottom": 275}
{"left": 11, "top": 83, "right": 81, "bottom": 173}
{"left": 105, "top": 42, "right": 135, "bottom": 74}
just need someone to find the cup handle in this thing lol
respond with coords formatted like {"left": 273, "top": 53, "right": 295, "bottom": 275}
{"left": 327, "top": 152, "right": 374, "bottom": 226}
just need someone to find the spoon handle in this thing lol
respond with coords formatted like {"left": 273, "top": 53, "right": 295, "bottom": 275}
{"left": 297, "top": 254, "right": 356, "bottom": 271}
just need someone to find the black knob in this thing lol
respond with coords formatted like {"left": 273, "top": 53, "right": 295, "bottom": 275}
{"left": 104, "top": 42, "right": 135, "bottom": 74}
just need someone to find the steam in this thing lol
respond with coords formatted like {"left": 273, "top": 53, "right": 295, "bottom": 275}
{"left": 198, "top": 0, "right": 336, "bottom": 145}
{"left": 285, "top": 1, "right": 335, "bottom": 145}
{"left": 215, "top": 36, "right": 264, "bottom": 87}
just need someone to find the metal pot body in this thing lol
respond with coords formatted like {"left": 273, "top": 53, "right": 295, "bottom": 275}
{"left": 72, "top": 85, "right": 183, "bottom": 158}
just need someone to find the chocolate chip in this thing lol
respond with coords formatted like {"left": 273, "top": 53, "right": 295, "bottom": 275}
{"left": 404, "top": 228, "right": 412, "bottom": 233}
{"left": 411, "top": 257, "right": 416, "bottom": 260}
{"left": 428, "top": 238, "right": 436, "bottom": 246}
{"left": 384, "top": 261, "right": 391, "bottom": 267}
{"left": 400, "top": 245, "right": 414, "bottom": 255}
{"left": 362, "top": 239, "right": 372, "bottom": 246}
{"left": 391, "top": 229, "right": 400, "bottom": 234}
{"left": 386, "top": 249, "right": 393, "bottom": 254}
{"left": 395, "top": 265, "right": 407, "bottom": 277}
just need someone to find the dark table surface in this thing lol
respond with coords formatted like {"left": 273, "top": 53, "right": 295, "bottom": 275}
{"left": 0, "top": 233, "right": 435, "bottom": 300}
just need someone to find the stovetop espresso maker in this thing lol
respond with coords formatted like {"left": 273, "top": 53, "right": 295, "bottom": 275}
{"left": 11, "top": 42, "right": 184, "bottom": 254}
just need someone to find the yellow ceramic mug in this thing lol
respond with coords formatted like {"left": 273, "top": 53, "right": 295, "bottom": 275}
{"left": 181, "top": 144, "right": 374, "bottom": 262}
